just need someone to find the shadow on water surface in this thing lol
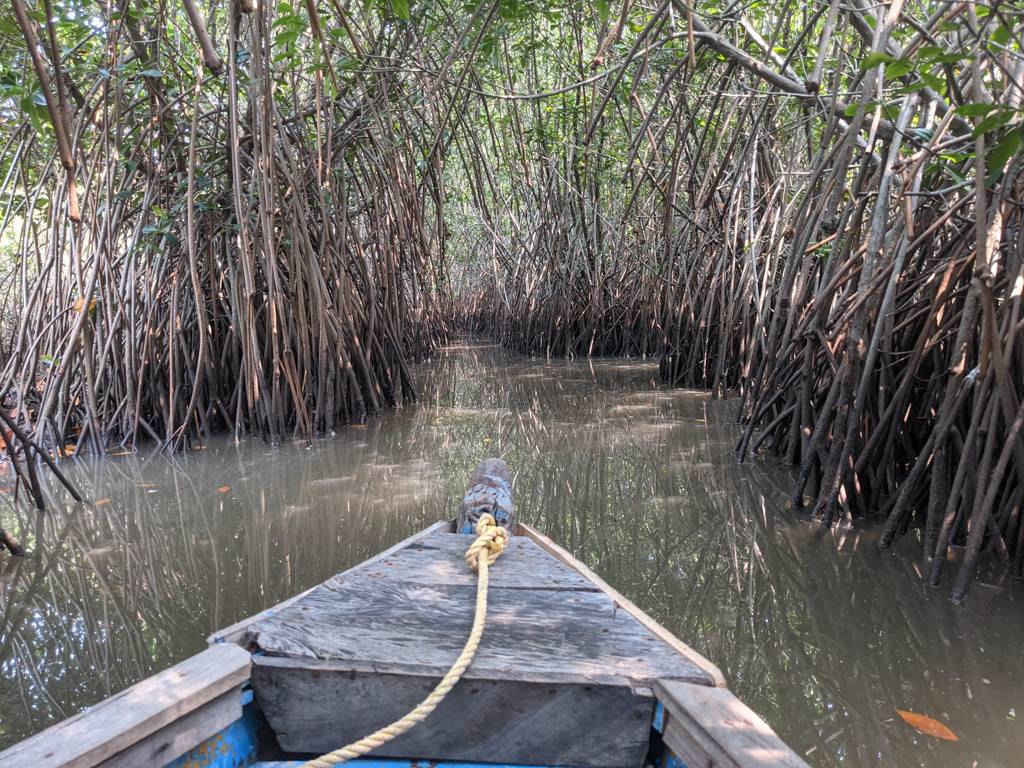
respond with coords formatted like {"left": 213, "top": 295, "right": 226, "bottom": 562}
{"left": 0, "top": 342, "right": 1020, "bottom": 766}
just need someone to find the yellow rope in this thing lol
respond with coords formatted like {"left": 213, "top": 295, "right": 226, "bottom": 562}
{"left": 302, "top": 514, "right": 509, "bottom": 768}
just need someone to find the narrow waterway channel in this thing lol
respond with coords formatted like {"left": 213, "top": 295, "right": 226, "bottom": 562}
{"left": 0, "top": 342, "right": 1020, "bottom": 766}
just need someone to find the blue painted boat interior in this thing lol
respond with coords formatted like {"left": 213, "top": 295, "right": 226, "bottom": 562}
{"left": 165, "top": 689, "right": 260, "bottom": 768}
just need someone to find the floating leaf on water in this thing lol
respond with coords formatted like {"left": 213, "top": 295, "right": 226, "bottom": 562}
{"left": 109, "top": 450, "right": 133, "bottom": 456}
{"left": 895, "top": 710, "right": 958, "bottom": 741}
{"left": 138, "top": 482, "right": 158, "bottom": 488}
{"left": 217, "top": 485, "right": 230, "bottom": 494}
{"left": 63, "top": 444, "right": 77, "bottom": 456}
{"left": 94, "top": 498, "right": 111, "bottom": 506}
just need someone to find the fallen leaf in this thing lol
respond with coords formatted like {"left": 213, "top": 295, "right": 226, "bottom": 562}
{"left": 63, "top": 444, "right": 77, "bottom": 456}
{"left": 217, "top": 485, "right": 230, "bottom": 494}
{"left": 350, "top": 424, "right": 368, "bottom": 430}
{"left": 109, "top": 450, "right": 133, "bottom": 457}
{"left": 138, "top": 482, "right": 158, "bottom": 488}
{"left": 896, "top": 710, "right": 958, "bottom": 741}
{"left": 94, "top": 498, "right": 111, "bottom": 506}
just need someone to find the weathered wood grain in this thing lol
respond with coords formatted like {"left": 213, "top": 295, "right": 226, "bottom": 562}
{"left": 209, "top": 521, "right": 450, "bottom": 645}
{"left": 247, "top": 537, "right": 710, "bottom": 687}
{"left": 98, "top": 688, "right": 241, "bottom": 768}
{"left": 0, "top": 643, "right": 250, "bottom": 768}
{"left": 655, "top": 680, "right": 810, "bottom": 768}
{"left": 346, "top": 529, "right": 599, "bottom": 591}
{"left": 253, "top": 655, "right": 655, "bottom": 767}
{"left": 521, "top": 523, "right": 726, "bottom": 687}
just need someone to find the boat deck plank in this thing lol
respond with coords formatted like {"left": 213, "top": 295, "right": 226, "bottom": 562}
{"left": 343, "top": 529, "right": 599, "bottom": 591}
{"left": 247, "top": 529, "right": 710, "bottom": 687}
{"left": 246, "top": 528, "right": 714, "bottom": 766}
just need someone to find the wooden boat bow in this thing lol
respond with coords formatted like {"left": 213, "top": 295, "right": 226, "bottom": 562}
{"left": 0, "top": 459, "right": 808, "bottom": 768}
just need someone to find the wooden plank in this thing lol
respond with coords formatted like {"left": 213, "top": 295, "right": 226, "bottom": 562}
{"left": 98, "top": 688, "right": 241, "bottom": 768}
{"left": 655, "top": 680, "right": 809, "bottom": 768}
{"left": 347, "top": 530, "right": 599, "bottom": 591}
{"left": 246, "top": 577, "right": 711, "bottom": 687}
{"left": 252, "top": 655, "right": 655, "bottom": 768}
{"left": 521, "top": 523, "right": 726, "bottom": 687}
{"left": 0, "top": 644, "right": 251, "bottom": 768}
{"left": 209, "top": 521, "right": 450, "bottom": 645}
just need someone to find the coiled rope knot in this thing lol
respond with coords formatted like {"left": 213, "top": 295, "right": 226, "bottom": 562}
{"left": 465, "top": 512, "right": 509, "bottom": 571}
{"left": 302, "top": 514, "right": 508, "bottom": 768}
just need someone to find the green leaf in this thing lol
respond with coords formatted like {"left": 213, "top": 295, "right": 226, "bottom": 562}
{"left": 275, "top": 28, "right": 300, "bottom": 47}
{"left": 990, "top": 24, "right": 1011, "bottom": 46}
{"left": 20, "top": 94, "right": 50, "bottom": 133}
{"left": 272, "top": 13, "right": 305, "bottom": 30}
{"left": 860, "top": 52, "right": 895, "bottom": 71}
{"left": 932, "top": 51, "right": 971, "bottom": 64}
{"left": 391, "top": 0, "right": 410, "bottom": 20}
{"left": 973, "top": 109, "right": 1012, "bottom": 138}
{"left": 919, "top": 71, "right": 945, "bottom": 94}
{"left": 956, "top": 103, "right": 999, "bottom": 118}
{"left": 987, "top": 128, "right": 1021, "bottom": 174}
{"left": 595, "top": 0, "right": 610, "bottom": 25}
{"left": 884, "top": 58, "right": 913, "bottom": 79}
{"left": 140, "top": 68, "right": 163, "bottom": 79}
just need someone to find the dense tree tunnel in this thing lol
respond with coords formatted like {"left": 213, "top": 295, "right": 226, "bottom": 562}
{"left": 0, "top": 0, "right": 1022, "bottom": 598}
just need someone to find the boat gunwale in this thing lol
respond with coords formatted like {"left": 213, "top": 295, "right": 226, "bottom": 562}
{"left": 517, "top": 522, "right": 726, "bottom": 688}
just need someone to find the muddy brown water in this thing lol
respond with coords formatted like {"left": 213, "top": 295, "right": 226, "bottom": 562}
{"left": 0, "top": 343, "right": 1021, "bottom": 766}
